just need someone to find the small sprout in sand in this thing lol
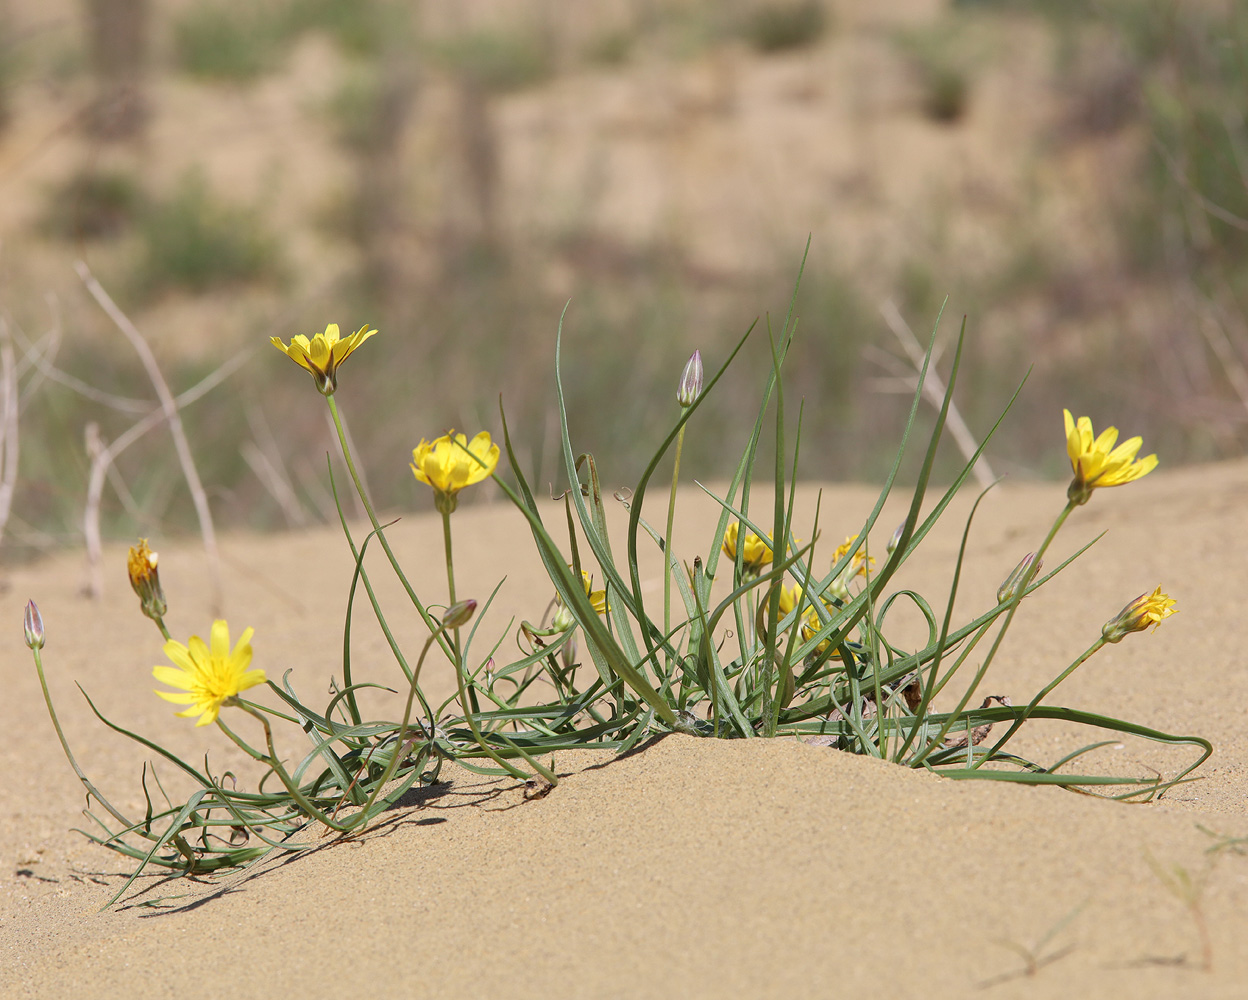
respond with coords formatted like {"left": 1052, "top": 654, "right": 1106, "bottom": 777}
{"left": 153, "top": 619, "right": 265, "bottom": 727}
{"left": 23, "top": 600, "right": 44, "bottom": 650}
{"left": 977, "top": 901, "right": 1086, "bottom": 989}
{"left": 127, "top": 538, "right": 167, "bottom": 623}
{"left": 1063, "top": 408, "right": 1158, "bottom": 506}
{"left": 722, "top": 522, "right": 773, "bottom": 575}
{"left": 1143, "top": 851, "right": 1214, "bottom": 972}
{"left": 1102, "top": 587, "right": 1177, "bottom": 643}
{"left": 270, "top": 322, "right": 377, "bottom": 396}
{"left": 410, "top": 430, "right": 500, "bottom": 514}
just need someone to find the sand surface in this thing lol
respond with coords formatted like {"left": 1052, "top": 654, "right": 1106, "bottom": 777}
{"left": 3, "top": 463, "right": 1248, "bottom": 998}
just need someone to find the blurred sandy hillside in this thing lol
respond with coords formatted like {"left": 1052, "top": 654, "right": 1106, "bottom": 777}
{"left": 0, "top": 0, "right": 1244, "bottom": 552}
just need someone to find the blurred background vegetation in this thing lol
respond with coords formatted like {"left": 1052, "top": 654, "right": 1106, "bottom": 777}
{"left": 0, "top": 0, "right": 1246, "bottom": 562}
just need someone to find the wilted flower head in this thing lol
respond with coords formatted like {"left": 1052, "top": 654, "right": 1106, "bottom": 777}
{"left": 127, "top": 538, "right": 167, "bottom": 622}
{"left": 410, "top": 431, "right": 500, "bottom": 513}
{"left": 153, "top": 620, "right": 265, "bottom": 727}
{"left": 722, "top": 522, "right": 773, "bottom": 574}
{"left": 270, "top": 322, "right": 377, "bottom": 395}
{"left": 677, "top": 350, "right": 703, "bottom": 407}
{"left": 1064, "top": 409, "right": 1158, "bottom": 506}
{"left": 1102, "top": 587, "right": 1177, "bottom": 643}
{"left": 23, "top": 600, "right": 44, "bottom": 650}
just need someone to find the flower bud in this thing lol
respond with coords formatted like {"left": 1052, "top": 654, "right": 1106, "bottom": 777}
{"left": 127, "top": 539, "right": 167, "bottom": 622}
{"left": 886, "top": 522, "right": 905, "bottom": 555}
{"left": 443, "top": 599, "right": 478, "bottom": 629}
{"left": 677, "top": 350, "right": 703, "bottom": 407}
{"left": 551, "top": 603, "right": 576, "bottom": 633}
{"left": 1102, "top": 586, "right": 1176, "bottom": 643}
{"left": 23, "top": 600, "right": 44, "bottom": 650}
{"left": 996, "top": 552, "right": 1041, "bottom": 605}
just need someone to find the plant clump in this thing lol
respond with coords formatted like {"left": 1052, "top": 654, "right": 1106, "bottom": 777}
{"left": 26, "top": 255, "right": 1208, "bottom": 908}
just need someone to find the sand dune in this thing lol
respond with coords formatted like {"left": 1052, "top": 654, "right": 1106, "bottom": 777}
{"left": 3, "top": 462, "right": 1247, "bottom": 997}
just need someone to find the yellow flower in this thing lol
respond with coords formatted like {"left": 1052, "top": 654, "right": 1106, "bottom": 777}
{"left": 153, "top": 620, "right": 265, "bottom": 727}
{"left": 127, "top": 538, "right": 167, "bottom": 621}
{"left": 722, "top": 522, "right": 773, "bottom": 574}
{"left": 551, "top": 569, "right": 608, "bottom": 631}
{"left": 581, "top": 571, "right": 609, "bottom": 616}
{"left": 411, "top": 430, "right": 500, "bottom": 513}
{"left": 1064, "top": 409, "right": 1158, "bottom": 505}
{"left": 270, "top": 322, "right": 377, "bottom": 395}
{"left": 830, "top": 534, "right": 873, "bottom": 579}
{"left": 1102, "top": 586, "right": 1177, "bottom": 643}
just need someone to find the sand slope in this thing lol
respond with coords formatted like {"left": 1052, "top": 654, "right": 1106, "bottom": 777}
{"left": 3, "top": 462, "right": 1248, "bottom": 998}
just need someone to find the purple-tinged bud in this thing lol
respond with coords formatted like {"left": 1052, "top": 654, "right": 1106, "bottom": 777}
{"left": 886, "top": 522, "right": 906, "bottom": 555}
{"left": 443, "top": 599, "right": 478, "bottom": 629}
{"left": 23, "top": 600, "right": 44, "bottom": 650}
{"left": 996, "top": 553, "right": 1041, "bottom": 605}
{"left": 677, "top": 350, "right": 703, "bottom": 407}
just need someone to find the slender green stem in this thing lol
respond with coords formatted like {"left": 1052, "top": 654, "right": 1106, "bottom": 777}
{"left": 326, "top": 395, "right": 452, "bottom": 661}
{"left": 960, "top": 499, "right": 1076, "bottom": 769}
{"left": 442, "top": 508, "right": 458, "bottom": 607}
{"left": 663, "top": 421, "right": 687, "bottom": 672}
{"left": 358, "top": 627, "right": 446, "bottom": 819}
{"left": 31, "top": 645, "right": 132, "bottom": 830}
{"left": 977, "top": 638, "right": 1106, "bottom": 762}
{"left": 439, "top": 506, "right": 527, "bottom": 779}
{"left": 221, "top": 702, "right": 350, "bottom": 831}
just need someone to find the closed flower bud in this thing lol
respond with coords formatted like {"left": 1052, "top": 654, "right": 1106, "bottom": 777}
{"left": 23, "top": 600, "right": 44, "bottom": 650}
{"left": 443, "top": 599, "right": 478, "bottom": 629}
{"left": 677, "top": 350, "right": 703, "bottom": 407}
{"left": 996, "top": 552, "right": 1041, "bottom": 605}
{"left": 886, "top": 522, "right": 905, "bottom": 556}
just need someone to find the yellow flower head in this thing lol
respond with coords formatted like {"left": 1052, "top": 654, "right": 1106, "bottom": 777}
{"left": 270, "top": 322, "right": 377, "bottom": 395}
{"left": 552, "top": 569, "right": 608, "bottom": 631}
{"left": 410, "top": 430, "right": 500, "bottom": 513}
{"left": 127, "top": 538, "right": 167, "bottom": 621}
{"left": 581, "top": 571, "right": 608, "bottom": 616}
{"left": 153, "top": 620, "right": 265, "bottom": 727}
{"left": 722, "top": 522, "right": 773, "bottom": 574}
{"left": 1102, "top": 586, "right": 1177, "bottom": 643}
{"left": 1064, "top": 409, "right": 1158, "bottom": 506}
{"left": 830, "top": 534, "right": 874, "bottom": 579}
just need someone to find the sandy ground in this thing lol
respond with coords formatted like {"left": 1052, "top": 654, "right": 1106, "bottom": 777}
{"left": 2, "top": 461, "right": 1248, "bottom": 998}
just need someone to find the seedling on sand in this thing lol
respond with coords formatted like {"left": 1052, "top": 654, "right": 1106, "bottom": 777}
{"left": 1140, "top": 851, "right": 1215, "bottom": 973}
{"left": 976, "top": 901, "right": 1086, "bottom": 990}
{"left": 26, "top": 253, "right": 1211, "bottom": 907}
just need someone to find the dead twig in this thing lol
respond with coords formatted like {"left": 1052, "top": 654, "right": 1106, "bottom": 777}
{"left": 0, "top": 320, "right": 20, "bottom": 552}
{"left": 76, "top": 259, "right": 246, "bottom": 613}
{"left": 877, "top": 300, "right": 995, "bottom": 489}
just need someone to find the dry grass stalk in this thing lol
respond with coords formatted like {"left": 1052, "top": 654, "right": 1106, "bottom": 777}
{"left": 0, "top": 319, "right": 19, "bottom": 551}
{"left": 877, "top": 299, "right": 996, "bottom": 489}
{"left": 76, "top": 260, "right": 230, "bottom": 612}
{"left": 243, "top": 403, "right": 310, "bottom": 528}
{"left": 78, "top": 348, "right": 248, "bottom": 599}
